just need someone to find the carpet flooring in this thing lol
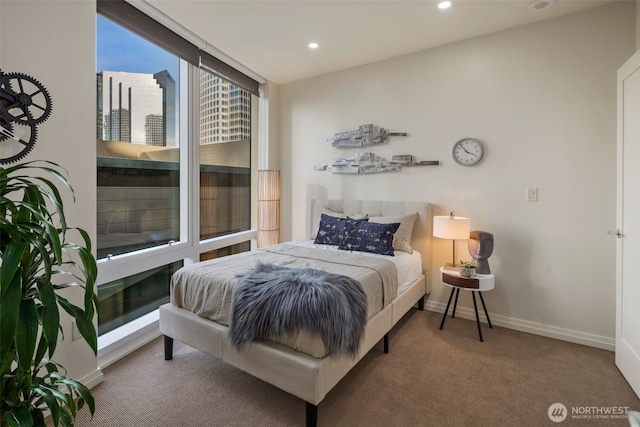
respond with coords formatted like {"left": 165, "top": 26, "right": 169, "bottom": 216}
{"left": 63, "top": 309, "right": 639, "bottom": 426}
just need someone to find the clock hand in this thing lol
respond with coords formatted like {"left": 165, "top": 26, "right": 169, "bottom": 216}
{"left": 459, "top": 146, "right": 478, "bottom": 157}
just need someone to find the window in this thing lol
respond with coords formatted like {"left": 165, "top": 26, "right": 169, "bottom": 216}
{"left": 98, "top": 261, "right": 183, "bottom": 335}
{"left": 96, "top": 1, "right": 260, "bottom": 342}
{"left": 96, "top": 15, "right": 181, "bottom": 258}
{"left": 199, "top": 69, "right": 254, "bottom": 241}
{"left": 96, "top": 14, "right": 184, "bottom": 333}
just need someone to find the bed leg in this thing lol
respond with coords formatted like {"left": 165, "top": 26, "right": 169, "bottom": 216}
{"left": 164, "top": 335, "right": 174, "bottom": 360}
{"left": 305, "top": 402, "right": 318, "bottom": 427}
{"left": 417, "top": 295, "right": 425, "bottom": 311}
{"left": 383, "top": 334, "right": 389, "bottom": 354}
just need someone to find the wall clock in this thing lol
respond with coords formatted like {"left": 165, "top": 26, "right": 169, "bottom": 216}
{"left": 452, "top": 137, "right": 484, "bottom": 166}
{"left": 0, "top": 70, "right": 52, "bottom": 164}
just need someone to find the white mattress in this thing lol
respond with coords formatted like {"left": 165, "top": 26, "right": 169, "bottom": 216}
{"left": 290, "top": 240, "right": 423, "bottom": 293}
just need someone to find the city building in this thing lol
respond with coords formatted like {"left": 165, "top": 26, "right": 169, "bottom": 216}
{"left": 199, "top": 71, "right": 251, "bottom": 144}
{"left": 97, "top": 70, "right": 175, "bottom": 146}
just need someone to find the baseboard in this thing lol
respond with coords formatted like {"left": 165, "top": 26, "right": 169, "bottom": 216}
{"left": 425, "top": 300, "right": 615, "bottom": 351}
{"left": 79, "top": 368, "right": 104, "bottom": 390}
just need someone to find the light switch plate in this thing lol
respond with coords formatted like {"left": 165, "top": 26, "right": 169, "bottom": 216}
{"left": 527, "top": 187, "right": 538, "bottom": 202}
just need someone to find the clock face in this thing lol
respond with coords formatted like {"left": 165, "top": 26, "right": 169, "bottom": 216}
{"left": 452, "top": 138, "right": 484, "bottom": 166}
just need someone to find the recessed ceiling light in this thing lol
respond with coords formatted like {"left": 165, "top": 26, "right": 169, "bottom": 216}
{"left": 528, "top": 0, "right": 555, "bottom": 11}
{"left": 438, "top": 1, "right": 452, "bottom": 9}
{"left": 308, "top": 42, "right": 319, "bottom": 49}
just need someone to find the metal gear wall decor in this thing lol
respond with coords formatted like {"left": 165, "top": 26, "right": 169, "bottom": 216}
{"left": 0, "top": 69, "right": 53, "bottom": 164}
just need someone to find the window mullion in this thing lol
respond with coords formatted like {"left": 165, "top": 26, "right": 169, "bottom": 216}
{"left": 187, "top": 63, "right": 201, "bottom": 266}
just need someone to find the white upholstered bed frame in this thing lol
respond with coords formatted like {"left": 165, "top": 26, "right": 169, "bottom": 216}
{"left": 159, "top": 200, "right": 431, "bottom": 426}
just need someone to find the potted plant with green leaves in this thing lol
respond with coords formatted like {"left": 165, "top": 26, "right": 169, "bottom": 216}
{"left": 1, "top": 161, "right": 99, "bottom": 427}
{"left": 459, "top": 260, "right": 477, "bottom": 277}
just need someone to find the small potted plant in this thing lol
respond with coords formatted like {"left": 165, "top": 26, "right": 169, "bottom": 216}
{"left": 459, "top": 260, "right": 477, "bottom": 277}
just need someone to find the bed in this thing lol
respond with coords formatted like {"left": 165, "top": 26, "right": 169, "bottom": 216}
{"left": 159, "top": 199, "right": 432, "bottom": 426}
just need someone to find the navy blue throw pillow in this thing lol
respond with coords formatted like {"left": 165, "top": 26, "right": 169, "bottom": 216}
{"left": 315, "top": 214, "right": 369, "bottom": 246}
{"left": 314, "top": 214, "right": 345, "bottom": 245}
{"left": 339, "top": 221, "right": 400, "bottom": 256}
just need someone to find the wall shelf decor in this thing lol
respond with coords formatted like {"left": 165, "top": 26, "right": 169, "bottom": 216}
{"left": 314, "top": 152, "right": 439, "bottom": 175}
{"left": 391, "top": 155, "right": 440, "bottom": 167}
{"left": 328, "top": 124, "right": 407, "bottom": 148}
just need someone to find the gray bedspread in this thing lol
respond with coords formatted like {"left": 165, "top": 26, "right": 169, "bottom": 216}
{"left": 170, "top": 243, "right": 398, "bottom": 357}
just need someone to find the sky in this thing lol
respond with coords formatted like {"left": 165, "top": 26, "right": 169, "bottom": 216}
{"left": 97, "top": 15, "right": 180, "bottom": 82}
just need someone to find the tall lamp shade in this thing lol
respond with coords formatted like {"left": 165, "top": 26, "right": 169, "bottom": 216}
{"left": 433, "top": 213, "right": 470, "bottom": 266}
{"left": 257, "top": 170, "right": 280, "bottom": 248}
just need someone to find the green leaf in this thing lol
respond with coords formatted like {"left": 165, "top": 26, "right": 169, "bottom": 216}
{"left": 32, "top": 410, "right": 45, "bottom": 426}
{"left": 37, "top": 280, "right": 60, "bottom": 357}
{"left": 39, "top": 383, "right": 68, "bottom": 404}
{"left": 60, "top": 409, "right": 73, "bottom": 427}
{"left": 75, "top": 244, "right": 98, "bottom": 290}
{"left": 0, "top": 274, "right": 22, "bottom": 362}
{"left": 40, "top": 305, "right": 60, "bottom": 356}
{"left": 0, "top": 242, "right": 27, "bottom": 297}
{"left": 49, "top": 373, "right": 95, "bottom": 416}
{"left": 42, "top": 360, "right": 60, "bottom": 375}
{"left": 33, "top": 335, "right": 49, "bottom": 369}
{"left": 4, "top": 405, "right": 33, "bottom": 427}
{"left": 29, "top": 387, "right": 66, "bottom": 427}
{"left": 30, "top": 385, "right": 61, "bottom": 426}
{"left": 16, "top": 299, "right": 39, "bottom": 371}
{"left": 56, "top": 295, "right": 97, "bottom": 354}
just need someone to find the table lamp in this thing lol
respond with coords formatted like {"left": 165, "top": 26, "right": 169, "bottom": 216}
{"left": 433, "top": 212, "right": 470, "bottom": 267}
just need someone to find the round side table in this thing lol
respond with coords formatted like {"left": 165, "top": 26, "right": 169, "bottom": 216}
{"left": 439, "top": 267, "right": 495, "bottom": 342}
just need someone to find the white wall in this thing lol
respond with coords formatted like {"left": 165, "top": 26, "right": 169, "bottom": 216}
{"left": 0, "top": 1, "right": 102, "bottom": 386}
{"left": 279, "top": 2, "right": 635, "bottom": 349}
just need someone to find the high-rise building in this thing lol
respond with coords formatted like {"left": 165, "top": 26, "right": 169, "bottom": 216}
{"left": 104, "top": 109, "right": 131, "bottom": 142}
{"left": 199, "top": 71, "right": 251, "bottom": 145}
{"left": 97, "top": 70, "right": 176, "bottom": 146}
{"left": 153, "top": 70, "right": 176, "bottom": 147}
{"left": 97, "top": 70, "right": 249, "bottom": 148}
{"left": 145, "top": 114, "right": 165, "bottom": 146}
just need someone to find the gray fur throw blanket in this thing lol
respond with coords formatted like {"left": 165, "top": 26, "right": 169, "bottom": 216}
{"left": 228, "top": 262, "right": 367, "bottom": 358}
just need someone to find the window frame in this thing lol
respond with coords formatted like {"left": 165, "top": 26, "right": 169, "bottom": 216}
{"left": 95, "top": 2, "right": 264, "bottom": 365}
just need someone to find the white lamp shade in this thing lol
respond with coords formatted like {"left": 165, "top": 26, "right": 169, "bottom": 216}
{"left": 433, "top": 215, "right": 470, "bottom": 240}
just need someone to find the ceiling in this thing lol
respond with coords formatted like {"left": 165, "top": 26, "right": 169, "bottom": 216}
{"left": 144, "top": 0, "right": 618, "bottom": 85}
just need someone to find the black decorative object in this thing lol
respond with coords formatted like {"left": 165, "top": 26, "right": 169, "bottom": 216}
{"left": 468, "top": 230, "right": 494, "bottom": 274}
{"left": 0, "top": 70, "right": 53, "bottom": 164}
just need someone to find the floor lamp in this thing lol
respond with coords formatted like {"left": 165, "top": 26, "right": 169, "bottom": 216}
{"left": 257, "top": 170, "right": 280, "bottom": 248}
{"left": 433, "top": 212, "right": 470, "bottom": 267}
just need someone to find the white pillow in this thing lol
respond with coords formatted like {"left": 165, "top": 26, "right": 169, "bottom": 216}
{"left": 322, "top": 207, "right": 368, "bottom": 220}
{"left": 369, "top": 213, "right": 417, "bottom": 254}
